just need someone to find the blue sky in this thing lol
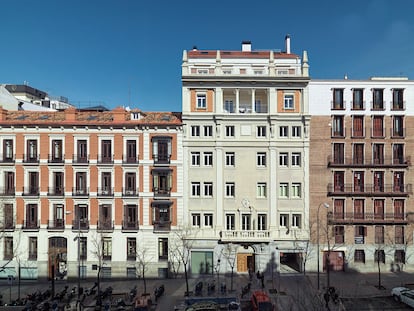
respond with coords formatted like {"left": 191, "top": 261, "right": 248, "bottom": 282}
{"left": 1, "top": 0, "right": 413, "bottom": 112}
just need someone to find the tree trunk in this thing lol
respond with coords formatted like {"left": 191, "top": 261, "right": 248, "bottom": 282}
{"left": 184, "top": 263, "right": 189, "bottom": 296}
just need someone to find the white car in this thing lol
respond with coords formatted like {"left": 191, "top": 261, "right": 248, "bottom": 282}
{"left": 391, "top": 286, "right": 414, "bottom": 308}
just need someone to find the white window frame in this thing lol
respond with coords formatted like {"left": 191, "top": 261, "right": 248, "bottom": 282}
{"left": 279, "top": 126, "right": 288, "bottom": 137}
{"left": 291, "top": 153, "right": 301, "bottom": 167}
{"left": 191, "top": 152, "right": 200, "bottom": 166}
{"left": 196, "top": 93, "right": 207, "bottom": 109}
{"left": 257, "top": 126, "right": 266, "bottom": 138}
{"left": 204, "top": 213, "right": 213, "bottom": 227}
{"left": 257, "top": 214, "right": 267, "bottom": 230}
{"left": 191, "top": 125, "right": 200, "bottom": 137}
{"left": 191, "top": 182, "right": 201, "bottom": 197}
{"left": 292, "top": 126, "right": 301, "bottom": 138}
{"left": 291, "top": 183, "right": 302, "bottom": 198}
{"left": 292, "top": 214, "right": 302, "bottom": 228}
{"left": 257, "top": 152, "right": 266, "bottom": 167}
{"left": 203, "top": 152, "right": 213, "bottom": 166}
{"left": 279, "top": 153, "right": 288, "bottom": 167}
{"left": 192, "top": 213, "right": 201, "bottom": 227}
{"left": 204, "top": 182, "right": 213, "bottom": 197}
{"left": 280, "top": 214, "right": 289, "bottom": 227}
{"left": 257, "top": 182, "right": 267, "bottom": 198}
{"left": 225, "top": 182, "right": 235, "bottom": 197}
{"left": 225, "top": 125, "right": 235, "bottom": 137}
{"left": 226, "top": 214, "right": 235, "bottom": 230}
{"left": 225, "top": 152, "right": 235, "bottom": 167}
{"left": 204, "top": 125, "right": 213, "bottom": 137}
{"left": 284, "top": 94, "right": 294, "bottom": 109}
{"left": 279, "top": 183, "right": 289, "bottom": 198}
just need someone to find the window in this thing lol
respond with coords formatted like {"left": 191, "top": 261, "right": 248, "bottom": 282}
{"left": 101, "top": 172, "right": 112, "bottom": 195}
{"left": 279, "top": 153, "right": 288, "bottom": 166}
{"left": 374, "top": 200, "right": 384, "bottom": 220}
{"left": 125, "top": 140, "right": 137, "bottom": 163}
{"left": 241, "top": 214, "right": 251, "bottom": 230}
{"left": 279, "top": 126, "right": 288, "bottom": 137}
{"left": 292, "top": 126, "right": 301, "bottom": 138}
{"left": 333, "top": 89, "right": 344, "bottom": 109}
{"left": 3, "top": 204, "right": 14, "bottom": 229}
{"left": 25, "top": 204, "right": 38, "bottom": 229}
{"left": 80, "top": 237, "right": 87, "bottom": 260}
{"left": 191, "top": 152, "right": 200, "bottom": 166}
{"left": 28, "top": 171, "right": 39, "bottom": 195}
{"left": 332, "top": 116, "right": 344, "bottom": 137}
{"left": 334, "top": 200, "right": 344, "bottom": 220}
{"left": 392, "top": 89, "right": 404, "bottom": 110}
{"left": 3, "top": 139, "right": 14, "bottom": 162}
{"left": 191, "top": 182, "right": 201, "bottom": 197}
{"left": 394, "top": 200, "right": 405, "bottom": 220}
{"left": 372, "top": 89, "right": 384, "bottom": 110}
{"left": 355, "top": 226, "right": 366, "bottom": 244}
{"left": 226, "top": 214, "right": 235, "bottom": 230}
{"left": 204, "top": 125, "right": 213, "bottom": 137}
{"left": 26, "top": 139, "right": 38, "bottom": 162}
{"left": 192, "top": 214, "right": 201, "bottom": 227}
{"left": 124, "top": 172, "right": 136, "bottom": 195}
{"left": 225, "top": 126, "right": 235, "bottom": 137}
{"left": 257, "top": 152, "right": 266, "bottom": 167}
{"left": 257, "top": 126, "right": 266, "bottom": 138}
{"left": 291, "top": 153, "right": 301, "bottom": 167}
{"left": 127, "top": 238, "right": 136, "bottom": 260}
{"left": 393, "top": 144, "right": 405, "bottom": 165}
{"left": 292, "top": 214, "right": 301, "bottom": 228}
{"left": 291, "top": 183, "right": 301, "bottom": 198}
{"left": 373, "top": 144, "right": 384, "bottom": 165}
{"left": 196, "top": 93, "right": 206, "bottom": 109}
{"left": 395, "top": 250, "right": 406, "bottom": 264}
{"left": 392, "top": 116, "right": 404, "bottom": 137}
{"left": 373, "top": 171, "right": 384, "bottom": 192}
{"left": 98, "top": 204, "right": 112, "bottom": 229}
{"left": 375, "top": 226, "right": 384, "bottom": 244}
{"left": 354, "top": 250, "right": 365, "bottom": 263}
{"left": 225, "top": 152, "right": 235, "bottom": 167}
{"left": 204, "top": 214, "right": 213, "bottom": 227}
{"left": 354, "top": 199, "right": 365, "bottom": 219}
{"left": 395, "top": 226, "right": 405, "bottom": 244}
{"left": 372, "top": 116, "right": 384, "bottom": 137}
{"left": 333, "top": 171, "right": 345, "bottom": 192}
{"left": 152, "top": 136, "right": 172, "bottom": 163}
{"left": 353, "top": 171, "right": 364, "bottom": 192}
{"left": 191, "top": 125, "right": 200, "bottom": 137}
{"left": 4, "top": 237, "right": 13, "bottom": 260}
{"left": 123, "top": 204, "right": 138, "bottom": 230}
{"left": 152, "top": 168, "right": 172, "bottom": 195}
{"left": 225, "top": 182, "right": 235, "bottom": 197}
{"left": 76, "top": 140, "right": 88, "bottom": 163}
{"left": 333, "top": 143, "right": 344, "bottom": 165}
{"left": 375, "top": 250, "right": 385, "bottom": 264}
{"left": 279, "top": 183, "right": 288, "bottom": 198}
{"left": 256, "top": 183, "right": 267, "bottom": 198}
{"left": 394, "top": 171, "right": 405, "bottom": 192}
{"left": 51, "top": 139, "right": 63, "bottom": 162}
{"left": 257, "top": 214, "right": 266, "bottom": 230}
{"left": 284, "top": 94, "right": 294, "bottom": 109}
{"left": 353, "top": 143, "right": 365, "bottom": 165}
{"left": 101, "top": 140, "right": 112, "bottom": 163}
{"left": 279, "top": 214, "right": 289, "bottom": 227}
{"left": 28, "top": 237, "right": 37, "bottom": 260}
{"left": 152, "top": 203, "right": 171, "bottom": 228}
{"left": 102, "top": 237, "right": 112, "bottom": 260}
{"left": 203, "top": 152, "right": 213, "bottom": 166}
{"left": 334, "top": 226, "right": 344, "bottom": 243}
{"left": 158, "top": 238, "right": 168, "bottom": 260}
{"left": 352, "top": 89, "right": 364, "bottom": 110}
{"left": 224, "top": 100, "right": 234, "bottom": 113}
{"left": 204, "top": 182, "right": 213, "bottom": 197}
{"left": 352, "top": 116, "right": 364, "bottom": 137}
{"left": 5, "top": 171, "right": 15, "bottom": 195}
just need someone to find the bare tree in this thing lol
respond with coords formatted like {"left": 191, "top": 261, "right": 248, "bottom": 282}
{"left": 221, "top": 243, "right": 237, "bottom": 291}
{"left": 135, "top": 243, "right": 153, "bottom": 294}
{"left": 91, "top": 232, "right": 108, "bottom": 307}
{"left": 168, "top": 242, "right": 182, "bottom": 279}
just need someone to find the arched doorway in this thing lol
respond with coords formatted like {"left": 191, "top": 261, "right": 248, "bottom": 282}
{"left": 48, "top": 237, "right": 68, "bottom": 280}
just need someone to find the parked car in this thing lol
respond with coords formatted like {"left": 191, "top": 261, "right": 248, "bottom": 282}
{"left": 391, "top": 286, "right": 414, "bottom": 308}
{"left": 228, "top": 301, "right": 241, "bottom": 310}
{"left": 251, "top": 290, "right": 274, "bottom": 311}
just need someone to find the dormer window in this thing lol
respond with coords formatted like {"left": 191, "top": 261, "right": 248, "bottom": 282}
{"left": 131, "top": 112, "right": 140, "bottom": 120}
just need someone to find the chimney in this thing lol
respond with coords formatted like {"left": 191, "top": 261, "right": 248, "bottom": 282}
{"left": 242, "top": 41, "right": 251, "bottom": 52}
{"left": 285, "top": 34, "right": 291, "bottom": 54}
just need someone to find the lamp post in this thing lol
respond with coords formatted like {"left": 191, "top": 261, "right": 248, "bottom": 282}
{"left": 66, "top": 211, "right": 81, "bottom": 309}
{"left": 317, "top": 202, "right": 329, "bottom": 291}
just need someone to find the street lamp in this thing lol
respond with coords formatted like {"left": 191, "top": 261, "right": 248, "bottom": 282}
{"left": 317, "top": 202, "right": 329, "bottom": 291}
{"left": 66, "top": 211, "right": 81, "bottom": 308}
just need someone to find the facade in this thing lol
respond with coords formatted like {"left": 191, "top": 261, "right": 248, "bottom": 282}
{"left": 181, "top": 37, "right": 311, "bottom": 275}
{"left": 309, "top": 78, "right": 414, "bottom": 273}
{"left": 0, "top": 106, "right": 183, "bottom": 279}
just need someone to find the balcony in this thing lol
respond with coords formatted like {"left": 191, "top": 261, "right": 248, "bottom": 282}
{"left": 331, "top": 128, "right": 346, "bottom": 138}
{"left": 23, "top": 154, "right": 39, "bottom": 164}
{"left": 22, "top": 220, "right": 40, "bottom": 231}
{"left": 97, "top": 154, "right": 114, "bottom": 165}
{"left": 327, "top": 155, "right": 411, "bottom": 168}
{"left": 123, "top": 155, "right": 139, "bottom": 165}
{"left": 47, "top": 187, "right": 64, "bottom": 197}
{"left": 48, "top": 154, "right": 65, "bottom": 164}
{"left": 47, "top": 219, "right": 65, "bottom": 230}
{"left": 153, "top": 187, "right": 171, "bottom": 197}
{"left": 72, "top": 187, "right": 89, "bottom": 197}
{"left": 0, "top": 219, "right": 15, "bottom": 230}
{"left": 122, "top": 220, "right": 139, "bottom": 232}
{"left": 391, "top": 128, "right": 405, "bottom": 138}
{"left": 0, "top": 187, "right": 15, "bottom": 196}
{"left": 72, "top": 219, "right": 90, "bottom": 231}
{"left": 0, "top": 154, "right": 15, "bottom": 164}
{"left": 328, "top": 212, "right": 408, "bottom": 225}
{"left": 22, "top": 187, "right": 40, "bottom": 196}
{"left": 122, "top": 188, "right": 139, "bottom": 197}
{"left": 153, "top": 154, "right": 171, "bottom": 165}
{"left": 327, "top": 183, "right": 412, "bottom": 197}
{"left": 153, "top": 221, "right": 171, "bottom": 232}
{"left": 219, "top": 230, "right": 271, "bottom": 243}
{"left": 97, "top": 187, "right": 114, "bottom": 197}
{"left": 72, "top": 155, "right": 89, "bottom": 165}
{"left": 97, "top": 219, "right": 114, "bottom": 232}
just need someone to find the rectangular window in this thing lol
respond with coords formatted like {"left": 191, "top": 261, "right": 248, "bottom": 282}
{"left": 192, "top": 214, "right": 201, "bottom": 227}
{"left": 5, "top": 171, "right": 15, "bottom": 195}
{"left": 4, "top": 237, "right": 13, "bottom": 260}
{"left": 353, "top": 89, "right": 364, "bottom": 110}
{"left": 334, "top": 200, "right": 344, "bottom": 220}
{"left": 102, "top": 237, "right": 112, "bottom": 260}
{"left": 3, "top": 139, "right": 14, "bottom": 162}
{"left": 393, "top": 144, "right": 405, "bottom": 165}
{"left": 395, "top": 250, "right": 406, "bottom": 264}
{"left": 225, "top": 152, "right": 235, "bottom": 167}
{"left": 51, "top": 139, "right": 63, "bottom": 162}
{"left": 127, "top": 238, "right": 136, "bottom": 260}
{"left": 191, "top": 152, "right": 200, "bottom": 166}
{"left": 291, "top": 183, "right": 301, "bottom": 198}
{"left": 204, "top": 214, "right": 213, "bottom": 227}
{"left": 291, "top": 153, "right": 301, "bottom": 167}
{"left": 279, "top": 126, "right": 288, "bottom": 137}
{"left": 279, "top": 183, "right": 288, "bottom": 198}
{"left": 279, "top": 214, "right": 289, "bottom": 227}
{"left": 392, "top": 116, "right": 404, "bottom": 137}
{"left": 353, "top": 143, "right": 364, "bottom": 165}
{"left": 28, "top": 237, "right": 37, "bottom": 260}
{"left": 334, "top": 226, "right": 345, "bottom": 243}
{"left": 80, "top": 237, "right": 87, "bottom": 260}
{"left": 204, "top": 125, "right": 213, "bottom": 137}
{"left": 191, "top": 125, "right": 200, "bottom": 137}
{"left": 204, "top": 182, "right": 213, "bottom": 197}
{"left": 332, "top": 116, "right": 344, "bottom": 137}
{"left": 26, "top": 139, "right": 38, "bottom": 162}
{"left": 28, "top": 171, "right": 39, "bottom": 195}
{"left": 256, "top": 183, "right": 267, "bottom": 198}
{"left": 373, "top": 144, "right": 384, "bottom": 165}
{"left": 152, "top": 169, "right": 172, "bottom": 195}
{"left": 77, "top": 140, "right": 88, "bottom": 163}
{"left": 257, "top": 214, "right": 266, "bottom": 231}
{"left": 257, "top": 126, "right": 266, "bottom": 138}
{"left": 191, "top": 182, "right": 201, "bottom": 197}
{"left": 354, "top": 250, "right": 365, "bottom": 263}
{"left": 101, "top": 140, "right": 112, "bottom": 163}
{"left": 333, "top": 171, "right": 345, "bottom": 192}
{"left": 333, "top": 89, "right": 344, "bottom": 109}
{"left": 372, "top": 89, "right": 384, "bottom": 110}
{"left": 284, "top": 94, "right": 294, "bottom": 109}
{"left": 354, "top": 199, "right": 365, "bottom": 219}
{"left": 333, "top": 143, "right": 344, "bottom": 165}
{"left": 25, "top": 204, "right": 38, "bottom": 228}
{"left": 373, "top": 171, "right": 384, "bottom": 192}
{"left": 224, "top": 100, "right": 234, "bottom": 113}
{"left": 353, "top": 171, "right": 364, "bottom": 192}
{"left": 225, "top": 182, "right": 235, "bottom": 197}
{"left": 374, "top": 200, "right": 384, "bottom": 220}
{"left": 395, "top": 226, "right": 405, "bottom": 244}
{"left": 375, "top": 250, "right": 385, "bottom": 264}
{"left": 394, "top": 200, "right": 405, "bottom": 220}
{"left": 352, "top": 116, "right": 364, "bottom": 137}
{"left": 372, "top": 116, "right": 384, "bottom": 137}
{"left": 152, "top": 137, "right": 172, "bottom": 163}
{"left": 203, "top": 152, "right": 213, "bottom": 166}
{"left": 392, "top": 89, "right": 404, "bottom": 110}
{"left": 125, "top": 140, "right": 137, "bottom": 163}
{"left": 158, "top": 238, "right": 168, "bottom": 260}
{"left": 355, "top": 226, "right": 366, "bottom": 244}
{"left": 279, "top": 153, "right": 288, "bottom": 166}
{"left": 292, "top": 214, "right": 301, "bottom": 228}
{"left": 375, "top": 226, "right": 384, "bottom": 244}
{"left": 226, "top": 214, "right": 235, "bottom": 230}
{"left": 292, "top": 126, "right": 301, "bottom": 138}
{"left": 257, "top": 152, "right": 266, "bottom": 167}
{"left": 241, "top": 214, "right": 251, "bottom": 230}
{"left": 225, "top": 126, "right": 235, "bottom": 137}
{"left": 196, "top": 94, "right": 207, "bottom": 109}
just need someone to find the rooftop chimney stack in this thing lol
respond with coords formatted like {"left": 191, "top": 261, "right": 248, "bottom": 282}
{"left": 242, "top": 41, "right": 252, "bottom": 52}
{"left": 285, "top": 34, "right": 291, "bottom": 54}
